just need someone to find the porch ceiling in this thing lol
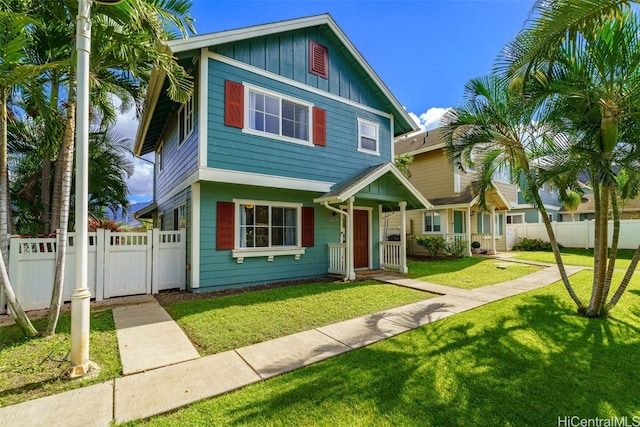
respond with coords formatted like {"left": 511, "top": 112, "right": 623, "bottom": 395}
{"left": 313, "top": 163, "right": 431, "bottom": 211}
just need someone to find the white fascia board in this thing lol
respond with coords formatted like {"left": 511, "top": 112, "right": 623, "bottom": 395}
{"left": 134, "top": 67, "right": 166, "bottom": 155}
{"left": 199, "top": 168, "right": 333, "bottom": 193}
{"left": 198, "top": 48, "right": 209, "bottom": 168}
{"left": 169, "top": 15, "right": 332, "bottom": 53}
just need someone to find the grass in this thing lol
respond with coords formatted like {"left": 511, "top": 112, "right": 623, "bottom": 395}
{"left": 407, "top": 257, "right": 541, "bottom": 289}
{"left": 0, "top": 309, "right": 121, "bottom": 407}
{"left": 126, "top": 270, "right": 640, "bottom": 426}
{"left": 163, "top": 280, "right": 434, "bottom": 356}
{"left": 512, "top": 248, "right": 637, "bottom": 269}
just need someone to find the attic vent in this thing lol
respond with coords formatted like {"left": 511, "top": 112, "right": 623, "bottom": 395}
{"left": 309, "top": 41, "right": 328, "bottom": 79}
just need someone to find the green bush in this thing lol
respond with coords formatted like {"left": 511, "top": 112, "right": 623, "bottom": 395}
{"left": 445, "top": 239, "right": 468, "bottom": 257}
{"left": 513, "top": 237, "right": 560, "bottom": 252}
{"left": 415, "top": 236, "right": 446, "bottom": 258}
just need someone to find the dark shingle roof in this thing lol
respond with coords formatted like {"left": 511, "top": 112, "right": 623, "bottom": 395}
{"left": 394, "top": 128, "right": 444, "bottom": 156}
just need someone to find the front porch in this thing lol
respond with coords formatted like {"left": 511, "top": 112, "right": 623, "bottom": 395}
{"left": 314, "top": 163, "right": 431, "bottom": 280}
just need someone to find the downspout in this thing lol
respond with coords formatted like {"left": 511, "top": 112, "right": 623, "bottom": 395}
{"left": 322, "top": 201, "right": 351, "bottom": 281}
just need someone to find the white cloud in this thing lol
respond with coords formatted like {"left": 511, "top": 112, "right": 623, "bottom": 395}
{"left": 408, "top": 107, "right": 451, "bottom": 131}
{"left": 125, "top": 156, "right": 154, "bottom": 203}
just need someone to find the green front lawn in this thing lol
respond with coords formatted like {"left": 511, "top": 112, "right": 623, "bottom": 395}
{"left": 0, "top": 310, "right": 121, "bottom": 408}
{"left": 127, "top": 270, "right": 640, "bottom": 426}
{"left": 163, "top": 280, "right": 434, "bottom": 356}
{"left": 512, "top": 248, "right": 637, "bottom": 269}
{"left": 407, "top": 257, "right": 541, "bottom": 289}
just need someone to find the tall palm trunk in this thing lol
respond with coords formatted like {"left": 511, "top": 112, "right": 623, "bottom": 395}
{"left": 600, "top": 184, "right": 619, "bottom": 310}
{"left": 45, "top": 87, "right": 75, "bottom": 336}
{"left": 0, "top": 87, "right": 38, "bottom": 337}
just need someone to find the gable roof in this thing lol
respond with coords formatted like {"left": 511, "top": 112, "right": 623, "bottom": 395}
{"left": 313, "top": 163, "right": 432, "bottom": 210}
{"left": 395, "top": 128, "right": 445, "bottom": 156}
{"left": 134, "top": 14, "right": 417, "bottom": 156}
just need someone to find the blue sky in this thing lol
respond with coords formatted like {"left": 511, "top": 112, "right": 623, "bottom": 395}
{"left": 122, "top": 0, "right": 535, "bottom": 203}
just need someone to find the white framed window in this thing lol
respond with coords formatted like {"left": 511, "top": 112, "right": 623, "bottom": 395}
{"left": 156, "top": 141, "right": 164, "bottom": 173}
{"left": 480, "top": 213, "right": 492, "bottom": 234}
{"left": 157, "top": 213, "right": 164, "bottom": 231}
{"left": 423, "top": 211, "right": 442, "bottom": 233}
{"left": 357, "top": 118, "right": 379, "bottom": 155}
{"left": 494, "top": 213, "right": 502, "bottom": 237}
{"left": 244, "top": 84, "right": 312, "bottom": 146}
{"left": 492, "top": 163, "right": 511, "bottom": 183}
{"left": 506, "top": 213, "right": 524, "bottom": 224}
{"left": 454, "top": 171, "right": 461, "bottom": 193}
{"left": 179, "top": 96, "right": 194, "bottom": 145}
{"left": 173, "top": 204, "right": 186, "bottom": 230}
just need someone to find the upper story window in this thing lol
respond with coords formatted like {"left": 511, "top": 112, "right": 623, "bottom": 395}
{"left": 178, "top": 96, "right": 194, "bottom": 145}
{"left": 246, "top": 85, "right": 312, "bottom": 145}
{"left": 424, "top": 211, "right": 441, "bottom": 233}
{"left": 358, "top": 118, "right": 379, "bottom": 155}
{"left": 309, "top": 41, "right": 328, "bottom": 79}
{"left": 492, "top": 163, "right": 511, "bottom": 183}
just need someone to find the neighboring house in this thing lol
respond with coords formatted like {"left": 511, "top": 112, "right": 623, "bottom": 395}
{"left": 133, "top": 14, "right": 429, "bottom": 292}
{"left": 390, "top": 128, "right": 564, "bottom": 254}
{"left": 559, "top": 192, "right": 640, "bottom": 221}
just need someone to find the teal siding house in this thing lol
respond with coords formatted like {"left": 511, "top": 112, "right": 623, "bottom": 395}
{"left": 134, "top": 14, "right": 430, "bottom": 292}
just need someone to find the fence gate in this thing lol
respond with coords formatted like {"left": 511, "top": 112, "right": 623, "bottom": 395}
{"left": 2, "top": 229, "right": 186, "bottom": 314}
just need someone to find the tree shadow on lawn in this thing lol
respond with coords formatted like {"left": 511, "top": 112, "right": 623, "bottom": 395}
{"left": 189, "top": 291, "right": 640, "bottom": 426}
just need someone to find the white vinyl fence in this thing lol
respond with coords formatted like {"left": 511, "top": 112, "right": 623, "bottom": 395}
{"left": 507, "top": 220, "right": 640, "bottom": 251}
{"left": 1, "top": 229, "right": 186, "bottom": 314}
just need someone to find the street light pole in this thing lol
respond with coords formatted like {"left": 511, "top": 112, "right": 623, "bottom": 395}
{"left": 67, "top": 0, "right": 122, "bottom": 380}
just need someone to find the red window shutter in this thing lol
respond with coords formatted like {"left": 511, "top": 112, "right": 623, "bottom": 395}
{"left": 301, "top": 207, "right": 315, "bottom": 247}
{"left": 309, "top": 41, "right": 328, "bottom": 78}
{"left": 216, "top": 201, "right": 235, "bottom": 250}
{"left": 313, "top": 107, "right": 326, "bottom": 147}
{"left": 224, "top": 80, "right": 244, "bottom": 128}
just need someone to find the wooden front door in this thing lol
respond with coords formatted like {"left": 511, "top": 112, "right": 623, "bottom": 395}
{"left": 353, "top": 210, "right": 369, "bottom": 269}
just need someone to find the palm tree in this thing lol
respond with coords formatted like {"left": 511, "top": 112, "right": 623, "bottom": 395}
{"left": 440, "top": 75, "right": 584, "bottom": 309}
{"left": 501, "top": 7, "right": 640, "bottom": 316}
{"left": 43, "top": 0, "right": 195, "bottom": 335}
{"left": 0, "top": 8, "right": 42, "bottom": 337}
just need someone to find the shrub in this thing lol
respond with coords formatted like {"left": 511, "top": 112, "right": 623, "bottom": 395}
{"left": 471, "top": 241, "right": 481, "bottom": 249}
{"left": 415, "top": 236, "right": 446, "bottom": 258}
{"left": 445, "top": 239, "right": 468, "bottom": 257}
{"left": 513, "top": 237, "right": 558, "bottom": 252}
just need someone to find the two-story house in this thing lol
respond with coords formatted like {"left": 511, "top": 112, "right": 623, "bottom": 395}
{"left": 133, "top": 14, "right": 429, "bottom": 292}
{"left": 389, "top": 128, "right": 565, "bottom": 255}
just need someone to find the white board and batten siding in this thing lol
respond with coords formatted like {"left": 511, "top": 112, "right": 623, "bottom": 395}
{"left": 3, "top": 229, "right": 185, "bottom": 313}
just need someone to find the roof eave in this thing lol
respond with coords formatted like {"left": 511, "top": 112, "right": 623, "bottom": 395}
{"left": 134, "top": 66, "right": 167, "bottom": 156}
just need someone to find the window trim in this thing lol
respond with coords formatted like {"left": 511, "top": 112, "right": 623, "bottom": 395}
{"left": 423, "top": 210, "right": 442, "bottom": 234}
{"left": 178, "top": 96, "right": 195, "bottom": 146}
{"left": 506, "top": 213, "right": 524, "bottom": 225}
{"left": 156, "top": 140, "right": 164, "bottom": 174}
{"left": 243, "top": 83, "right": 314, "bottom": 147}
{"left": 173, "top": 203, "right": 187, "bottom": 230}
{"left": 357, "top": 118, "right": 380, "bottom": 155}
{"left": 231, "top": 198, "right": 306, "bottom": 261}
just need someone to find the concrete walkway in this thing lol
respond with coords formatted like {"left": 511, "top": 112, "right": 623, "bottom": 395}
{"left": 0, "top": 262, "right": 583, "bottom": 426}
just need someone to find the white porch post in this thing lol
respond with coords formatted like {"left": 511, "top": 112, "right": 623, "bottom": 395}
{"left": 399, "top": 201, "right": 407, "bottom": 274}
{"left": 466, "top": 206, "right": 472, "bottom": 257}
{"left": 491, "top": 206, "right": 497, "bottom": 255}
{"left": 347, "top": 197, "right": 356, "bottom": 280}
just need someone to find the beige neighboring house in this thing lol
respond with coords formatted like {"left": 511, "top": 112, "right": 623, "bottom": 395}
{"left": 560, "top": 192, "right": 640, "bottom": 221}
{"left": 388, "top": 128, "right": 515, "bottom": 256}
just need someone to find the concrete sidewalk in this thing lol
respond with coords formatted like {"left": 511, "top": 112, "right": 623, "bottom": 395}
{"left": 0, "top": 263, "right": 582, "bottom": 426}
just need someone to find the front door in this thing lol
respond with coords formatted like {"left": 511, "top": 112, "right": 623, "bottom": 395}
{"left": 353, "top": 210, "right": 369, "bottom": 269}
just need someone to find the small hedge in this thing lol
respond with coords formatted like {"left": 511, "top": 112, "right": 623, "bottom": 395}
{"left": 513, "top": 237, "right": 562, "bottom": 252}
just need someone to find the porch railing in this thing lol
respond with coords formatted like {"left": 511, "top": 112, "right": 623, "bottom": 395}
{"left": 328, "top": 243, "right": 346, "bottom": 274}
{"left": 380, "top": 241, "right": 401, "bottom": 269}
{"left": 471, "top": 233, "right": 493, "bottom": 252}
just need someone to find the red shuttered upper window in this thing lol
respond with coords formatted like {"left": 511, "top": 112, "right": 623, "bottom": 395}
{"left": 309, "top": 41, "right": 328, "bottom": 79}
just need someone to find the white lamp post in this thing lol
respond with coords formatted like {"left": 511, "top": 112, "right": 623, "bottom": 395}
{"left": 67, "top": 0, "right": 123, "bottom": 379}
